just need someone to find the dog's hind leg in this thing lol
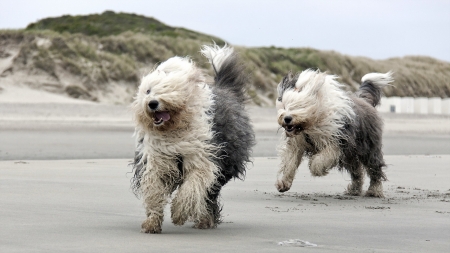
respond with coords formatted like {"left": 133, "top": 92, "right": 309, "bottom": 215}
{"left": 276, "top": 136, "right": 305, "bottom": 192}
{"left": 309, "top": 145, "right": 340, "bottom": 177}
{"left": 363, "top": 151, "right": 386, "bottom": 198}
{"left": 345, "top": 163, "right": 365, "bottom": 196}
{"left": 365, "top": 166, "right": 385, "bottom": 198}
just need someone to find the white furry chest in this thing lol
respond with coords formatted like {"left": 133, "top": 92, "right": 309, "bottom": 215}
{"left": 144, "top": 134, "right": 213, "bottom": 158}
{"left": 141, "top": 133, "right": 219, "bottom": 181}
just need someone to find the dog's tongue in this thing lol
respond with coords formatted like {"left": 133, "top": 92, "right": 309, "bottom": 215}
{"left": 155, "top": 111, "right": 170, "bottom": 121}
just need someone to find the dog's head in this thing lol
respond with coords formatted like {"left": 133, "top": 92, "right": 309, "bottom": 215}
{"left": 276, "top": 69, "right": 328, "bottom": 137}
{"left": 132, "top": 56, "right": 206, "bottom": 132}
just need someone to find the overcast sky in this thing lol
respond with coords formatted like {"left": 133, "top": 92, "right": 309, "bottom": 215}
{"left": 1, "top": 0, "right": 449, "bottom": 62}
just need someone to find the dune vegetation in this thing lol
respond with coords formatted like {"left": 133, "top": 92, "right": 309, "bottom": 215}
{"left": 0, "top": 11, "right": 449, "bottom": 105}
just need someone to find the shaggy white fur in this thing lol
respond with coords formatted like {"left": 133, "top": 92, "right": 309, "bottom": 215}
{"left": 362, "top": 71, "right": 394, "bottom": 85}
{"left": 131, "top": 44, "right": 254, "bottom": 233}
{"left": 276, "top": 69, "right": 393, "bottom": 198}
{"left": 278, "top": 69, "right": 355, "bottom": 156}
{"left": 200, "top": 44, "right": 235, "bottom": 71}
{"left": 132, "top": 55, "right": 219, "bottom": 233}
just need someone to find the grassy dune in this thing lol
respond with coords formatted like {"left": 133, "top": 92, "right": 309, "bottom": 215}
{"left": 239, "top": 47, "right": 450, "bottom": 103}
{"left": 1, "top": 11, "right": 449, "bottom": 105}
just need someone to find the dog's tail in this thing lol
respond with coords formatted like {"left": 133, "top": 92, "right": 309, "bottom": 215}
{"left": 357, "top": 71, "right": 394, "bottom": 107}
{"left": 201, "top": 44, "right": 249, "bottom": 103}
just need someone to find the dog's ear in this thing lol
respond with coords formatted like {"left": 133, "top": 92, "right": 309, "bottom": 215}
{"left": 282, "top": 72, "right": 297, "bottom": 89}
{"left": 283, "top": 71, "right": 295, "bottom": 86}
{"left": 277, "top": 71, "right": 296, "bottom": 102}
{"left": 307, "top": 72, "right": 327, "bottom": 97}
{"left": 284, "top": 71, "right": 292, "bottom": 81}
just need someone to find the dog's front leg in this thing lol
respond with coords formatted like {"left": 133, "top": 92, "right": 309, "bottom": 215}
{"left": 171, "top": 156, "right": 217, "bottom": 226}
{"left": 141, "top": 159, "right": 177, "bottom": 234}
{"left": 276, "top": 136, "right": 305, "bottom": 192}
{"left": 309, "top": 145, "right": 340, "bottom": 177}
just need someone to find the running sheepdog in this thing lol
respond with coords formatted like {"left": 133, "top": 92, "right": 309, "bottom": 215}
{"left": 275, "top": 69, "right": 393, "bottom": 198}
{"left": 131, "top": 44, "right": 255, "bottom": 233}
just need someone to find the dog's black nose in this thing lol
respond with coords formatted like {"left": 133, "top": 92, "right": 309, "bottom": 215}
{"left": 148, "top": 100, "right": 159, "bottom": 110}
{"left": 284, "top": 116, "right": 293, "bottom": 124}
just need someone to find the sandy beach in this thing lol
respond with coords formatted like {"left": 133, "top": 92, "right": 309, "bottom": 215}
{"left": 1, "top": 156, "right": 449, "bottom": 252}
{"left": 1, "top": 90, "right": 450, "bottom": 252}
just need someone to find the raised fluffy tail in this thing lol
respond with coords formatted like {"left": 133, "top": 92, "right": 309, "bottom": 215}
{"left": 357, "top": 71, "right": 394, "bottom": 107}
{"left": 201, "top": 44, "right": 249, "bottom": 103}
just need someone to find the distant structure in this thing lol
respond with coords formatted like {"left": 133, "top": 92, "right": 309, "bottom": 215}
{"left": 378, "top": 97, "right": 450, "bottom": 115}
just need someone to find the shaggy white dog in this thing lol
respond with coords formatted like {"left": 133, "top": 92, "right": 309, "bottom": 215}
{"left": 130, "top": 45, "right": 254, "bottom": 233}
{"left": 276, "top": 69, "right": 393, "bottom": 197}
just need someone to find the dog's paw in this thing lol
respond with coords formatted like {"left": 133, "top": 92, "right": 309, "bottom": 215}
{"left": 309, "top": 157, "right": 333, "bottom": 177}
{"left": 309, "top": 159, "right": 330, "bottom": 177}
{"left": 344, "top": 183, "right": 362, "bottom": 196}
{"left": 365, "top": 189, "right": 384, "bottom": 198}
{"left": 276, "top": 179, "right": 291, "bottom": 192}
{"left": 309, "top": 166, "right": 330, "bottom": 177}
{"left": 345, "top": 187, "right": 362, "bottom": 196}
{"left": 365, "top": 181, "right": 384, "bottom": 198}
{"left": 141, "top": 218, "right": 162, "bottom": 234}
{"left": 194, "top": 217, "right": 216, "bottom": 229}
{"left": 171, "top": 212, "right": 188, "bottom": 226}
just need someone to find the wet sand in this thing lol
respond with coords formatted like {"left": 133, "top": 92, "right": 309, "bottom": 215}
{"left": 1, "top": 156, "right": 449, "bottom": 252}
{"left": 1, "top": 102, "right": 450, "bottom": 252}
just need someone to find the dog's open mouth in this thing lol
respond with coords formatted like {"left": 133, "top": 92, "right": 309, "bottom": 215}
{"left": 284, "top": 124, "right": 303, "bottom": 134}
{"left": 285, "top": 125, "right": 295, "bottom": 132}
{"left": 153, "top": 111, "right": 170, "bottom": 125}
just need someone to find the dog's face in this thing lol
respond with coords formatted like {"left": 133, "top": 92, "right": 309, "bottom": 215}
{"left": 276, "top": 70, "right": 326, "bottom": 137}
{"left": 133, "top": 57, "right": 205, "bottom": 132}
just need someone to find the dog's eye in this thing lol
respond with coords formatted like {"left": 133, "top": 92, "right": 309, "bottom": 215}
{"left": 277, "top": 97, "right": 282, "bottom": 102}
{"left": 146, "top": 89, "right": 151, "bottom": 95}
